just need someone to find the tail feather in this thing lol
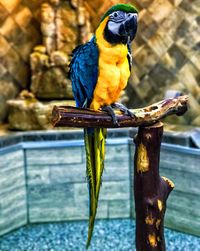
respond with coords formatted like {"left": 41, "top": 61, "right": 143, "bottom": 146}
{"left": 84, "top": 128, "right": 107, "bottom": 249}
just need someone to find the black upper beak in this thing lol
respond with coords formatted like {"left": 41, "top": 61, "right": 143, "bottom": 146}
{"left": 124, "top": 13, "right": 138, "bottom": 41}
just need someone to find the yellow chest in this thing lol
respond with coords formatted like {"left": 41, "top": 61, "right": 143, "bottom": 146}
{"left": 90, "top": 17, "right": 131, "bottom": 110}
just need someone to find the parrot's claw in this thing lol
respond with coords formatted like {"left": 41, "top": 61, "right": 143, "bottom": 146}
{"left": 112, "top": 102, "right": 135, "bottom": 118}
{"left": 102, "top": 105, "right": 120, "bottom": 126}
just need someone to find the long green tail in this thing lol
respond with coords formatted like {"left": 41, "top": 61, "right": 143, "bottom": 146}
{"left": 84, "top": 127, "right": 107, "bottom": 249}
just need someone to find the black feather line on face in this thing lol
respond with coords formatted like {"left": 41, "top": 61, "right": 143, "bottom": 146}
{"left": 104, "top": 22, "right": 128, "bottom": 45}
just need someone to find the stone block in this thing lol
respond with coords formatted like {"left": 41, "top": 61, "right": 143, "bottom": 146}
{"left": 190, "top": 53, "right": 200, "bottom": 71}
{"left": 0, "top": 211, "right": 27, "bottom": 236}
{"left": 160, "top": 167, "right": 200, "bottom": 195}
{"left": 108, "top": 200, "right": 130, "bottom": 218}
{"left": 0, "top": 148, "right": 27, "bottom": 236}
{"left": 137, "top": 0, "right": 152, "bottom": 8}
{"left": 74, "top": 183, "right": 88, "bottom": 203}
{"left": 29, "top": 202, "right": 89, "bottom": 223}
{"left": 0, "top": 170, "right": 25, "bottom": 192}
{"left": 56, "top": 6, "right": 77, "bottom": 29}
{"left": 148, "top": 28, "right": 173, "bottom": 58}
{"left": 165, "top": 208, "right": 200, "bottom": 237}
{"left": 1, "top": 0, "right": 21, "bottom": 13}
{"left": 12, "top": 5, "right": 32, "bottom": 29}
{"left": 167, "top": 190, "right": 200, "bottom": 218}
{"left": 161, "top": 8, "right": 184, "bottom": 39}
{"left": 7, "top": 98, "right": 75, "bottom": 130}
{"left": 49, "top": 164, "right": 86, "bottom": 184}
{"left": 50, "top": 51, "right": 69, "bottom": 66}
{"left": 0, "top": 16, "right": 21, "bottom": 42}
{"left": 28, "top": 183, "right": 74, "bottom": 207}
{"left": 135, "top": 76, "right": 156, "bottom": 100}
{"left": 149, "top": 63, "right": 175, "bottom": 87}
{"left": 149, "top": 0, "right": 174, "bottom": 23}
{"left": 0, "top": 64, "right": 7, "bottom": 77}
{"left": 105, "top": 144, "right": 130, "bottom": 162}
{"left": 162, "top": 44, "right": 187, "bottom": 73}
{"left": 99, "top": 181, "right": 130, "bottom": 201}
{"left": 102, "top": 166, "right": 129, "bottom": 182}
{"left": 168, "top": 0, "right": 183, "bottom": 6}
{"left": 13, "top": 25, "right": 41, "bottom": 63}
{"left": 0, "top": 149, "right": 23, "bottom": 169}
{"left": 27, "top": 167, "right": 50, "bottom": 185}
{"left": 160, "top": 147, "right": 200, "bottom": 174}
{"left": 26, "top": 147, "right": 83, "bottom": 165}
{"left": 133, "top": 45, "right": 159, "bottom": 77}
{"left": 2, "top": 47, "right": 29, "bottom": 85}
{"left": 0, "top": 34, "right": 10, "bottom": 57}
{"left": 0, "top": 3, "right": 9, "bottom": 25}
{"left": 31, "top": 66, "right": 73, "bottom": 99}
{"left": 95, "top": 201, "right": 108, "bottom": 219}
{"left": 0, "top": 150, "right": 25, "bottom": 193}
{"left": 0, "top": 189, "right": 26, "bottom": 213}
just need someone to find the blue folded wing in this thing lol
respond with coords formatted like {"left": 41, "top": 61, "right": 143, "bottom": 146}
{"left": 69, "top": 37, "right": 99, "bottom": 108}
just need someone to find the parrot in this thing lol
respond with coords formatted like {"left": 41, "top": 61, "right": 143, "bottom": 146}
{"left": 69, "top": 3, "right": 138, "bottom": 248}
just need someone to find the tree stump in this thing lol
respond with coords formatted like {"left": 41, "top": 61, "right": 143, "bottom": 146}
{"left": 134, "top": 122, "right": 174, "bottom": 251}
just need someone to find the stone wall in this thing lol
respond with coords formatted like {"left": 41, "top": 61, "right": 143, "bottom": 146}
{"left": 0, "top": 146, "right": 27, "bottom": 236}
{"left": 0, "top": 0, "right": 90, "bottom": 122}
{"left": 26, "top": 140, "right": 131, "bottom": 222}
{"left": 0, "top": 0, "right": 199, "bottom": 126}
{"left": 0, "top": 130, "right": 200, "bottom": 237}
{"left": 0, "top": 0, "right": 41, "bottom": 122}
{"left": 128, "top": 0, "right": 200, "bottom": 126}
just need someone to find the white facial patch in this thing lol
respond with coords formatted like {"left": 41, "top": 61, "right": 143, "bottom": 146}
{"left": 107, "top": 21, "right": 121, "bottom": 35}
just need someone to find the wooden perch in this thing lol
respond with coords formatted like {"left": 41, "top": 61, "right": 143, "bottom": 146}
{"left": 52, "top": 95, "right": 188, "bottom": 251}
{"left": 134, "top": 122, "right": 174, "bottom": 251}
{"left": 52, "top": 95, "right": 188, "bottom": 128}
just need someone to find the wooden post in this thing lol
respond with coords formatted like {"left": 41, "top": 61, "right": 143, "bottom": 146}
{"left": 51, "top": 96, "right": 188, "bottom": 251}
{"left": 134, "top": 122, "right": 174, "bottom": 251}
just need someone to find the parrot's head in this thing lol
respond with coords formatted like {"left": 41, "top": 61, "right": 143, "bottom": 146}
{"left": 101, "top": 4, "right": 138, "bottom": 45}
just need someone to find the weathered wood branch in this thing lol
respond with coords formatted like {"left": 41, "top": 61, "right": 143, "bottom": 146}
{"left": 134, "top": 122, "right": 174, "bottom": 251}
{"left": 52, "top": 95, "right": 188, "bottom": 128}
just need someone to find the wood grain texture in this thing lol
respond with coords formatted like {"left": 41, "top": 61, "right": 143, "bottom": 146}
{"left": 52, "top": 95, "right": 188, "bottom": 128}
{"left": 134, "top": 122, "right": 174, "bottom": 251}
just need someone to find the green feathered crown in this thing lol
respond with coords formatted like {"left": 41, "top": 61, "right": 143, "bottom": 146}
{"left": 101, "top": 3, "right": 138, "bottom": 22}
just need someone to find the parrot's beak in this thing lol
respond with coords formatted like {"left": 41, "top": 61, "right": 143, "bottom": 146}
{"left": 124, "top": 13, "right": 137, "bottom": 41}
{"left": 105, "top": 12, "right": 138, "bottom": 45}
{"left": 124, "top": 13, "right": 138, "bottom": 41}
{"left": 119, "top": 13, "right": 138, "bottom": 43}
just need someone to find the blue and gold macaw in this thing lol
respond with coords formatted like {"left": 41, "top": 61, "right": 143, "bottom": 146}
{"left": 69, "top": 4, "right": 138, "bottom": 248}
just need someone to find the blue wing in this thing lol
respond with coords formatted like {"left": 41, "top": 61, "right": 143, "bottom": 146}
{"left": 69, "top": 37, "right": 99, "bottom": 108}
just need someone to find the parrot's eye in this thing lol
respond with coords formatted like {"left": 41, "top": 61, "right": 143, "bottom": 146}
{"left": 114, "top": 12, "right": 118, "bottom": 18}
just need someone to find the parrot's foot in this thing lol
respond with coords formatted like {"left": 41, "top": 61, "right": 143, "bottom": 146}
{"left": 102, "top": 105, "right": 120, "bottom": 126}
{"left": 112, "top": 102, "right": 135, "bottom": 118}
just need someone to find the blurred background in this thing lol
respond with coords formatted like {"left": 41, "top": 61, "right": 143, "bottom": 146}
{"left": 0, "top": 0, "right": 199, "bottom": 131}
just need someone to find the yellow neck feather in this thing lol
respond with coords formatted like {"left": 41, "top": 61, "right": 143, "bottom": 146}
{"left": 95, "top": 17, "right": 128, "bottom": 63}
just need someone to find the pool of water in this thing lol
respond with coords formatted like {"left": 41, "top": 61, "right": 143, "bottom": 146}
{"left": 0, "top": 219, "right": 200, "bottom": 251}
